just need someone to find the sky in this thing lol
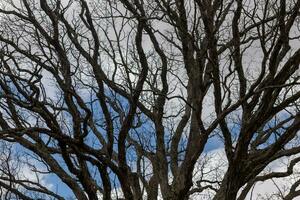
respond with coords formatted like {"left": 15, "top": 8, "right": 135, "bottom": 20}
{"left": 1, "top": 0, "right": 300, "bottom": 199}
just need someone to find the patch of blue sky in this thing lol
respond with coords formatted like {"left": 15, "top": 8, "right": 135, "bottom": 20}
{"left": 251, "top": 112, "right": 295, "bottom": 150}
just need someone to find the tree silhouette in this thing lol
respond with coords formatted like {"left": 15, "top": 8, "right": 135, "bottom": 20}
{"left": 0, "top": 0, "right": 300, "bottom": 199}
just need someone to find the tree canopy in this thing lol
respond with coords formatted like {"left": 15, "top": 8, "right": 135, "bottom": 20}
{"left": 0, "top": 0, "right": 300, "bottom": 199}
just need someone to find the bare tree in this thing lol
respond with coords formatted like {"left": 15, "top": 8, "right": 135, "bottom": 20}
{"left": 0, "top": 0, "right": 300, "bottom": 199}
{"left": 0, "top": 141, "right": 64, "bottom": 200}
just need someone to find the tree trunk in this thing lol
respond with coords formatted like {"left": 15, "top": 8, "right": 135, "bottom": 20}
{"left": 213, "top": 171, "right": 243, "bottom": 200}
